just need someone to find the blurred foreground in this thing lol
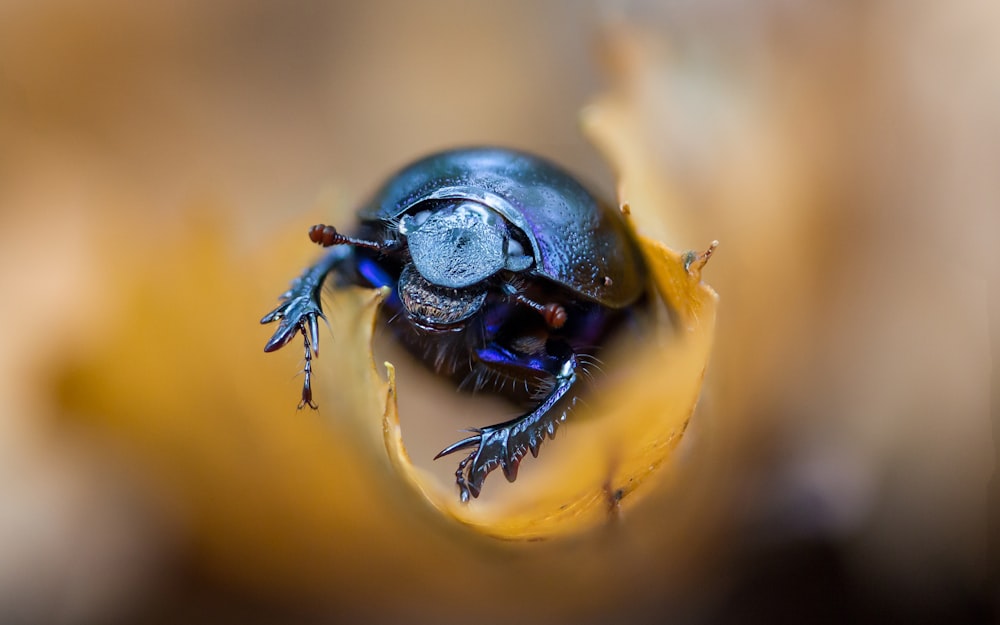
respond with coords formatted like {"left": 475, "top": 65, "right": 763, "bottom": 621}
{"left": 0, "top": 1, "right": 996, "bottom": 624}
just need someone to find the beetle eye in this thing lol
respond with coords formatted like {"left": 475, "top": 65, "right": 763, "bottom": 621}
{"left": 504, "top": 237, "right": 533, "bottom": 272}
{"left": 398, "top": 210, "right": 431, "bottom": 235}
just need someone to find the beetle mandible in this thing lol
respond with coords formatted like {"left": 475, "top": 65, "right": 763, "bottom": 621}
{"left": 261, "top": 147, "right": 647, "bottom": 502}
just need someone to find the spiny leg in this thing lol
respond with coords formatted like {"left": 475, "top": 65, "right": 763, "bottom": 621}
{"left": 299, "top": 328, "right": 317, "bottom": 410}
{"left": 436, "top": 342, "right": 578, "bottom": 502}
{"left": 261, "top": 245, "right": 351, "bottom": 408}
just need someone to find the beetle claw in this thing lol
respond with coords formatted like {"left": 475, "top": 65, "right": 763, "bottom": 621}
{"left": 262, "top": 294, "right": 323, "bottom": 351}
{"left": 259, "top": 308, "right": 282, "bottom": 325}
{"left": 435, "top": 428, "right": 503, "bottom": 500}
{"left": 436, "top": 366, "right": 577, "bottom": 500}
{"left": 262, "top": 299, "right": 324, "bottom": 408}
{"left": 434, "top": 435, "right": 481, "bottom": 460}
{"left": 308, "top": 312, "right": 321, "bottom": 357}
{"left": 262, "top": 246, "right": 350, "bottom": 408}
{"left": 435, "top": 422, "right": 542, "bottom": 499}
{"left": 262, "top": 323, "right": 297, "bottom": 353}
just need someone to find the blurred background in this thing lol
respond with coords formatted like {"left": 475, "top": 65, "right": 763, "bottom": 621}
{"left": 0, "top": 0, "right": 996, "bottom": 623}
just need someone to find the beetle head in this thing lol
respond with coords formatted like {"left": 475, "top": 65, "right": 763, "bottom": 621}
{"left": 395, "top": 200, "right": 533, "bottom": 328}
{"left": 399, "top": 201, "right": 532, "bottom": 289}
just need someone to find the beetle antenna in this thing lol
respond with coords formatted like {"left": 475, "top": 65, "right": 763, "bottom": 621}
{"left": 502, "top": 283, "right": 567, "bottom": 329}
{"left": 309, "top": 224, "right": 398, "bottom": 253}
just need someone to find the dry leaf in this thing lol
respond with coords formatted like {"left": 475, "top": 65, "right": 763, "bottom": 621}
{"left": 4, "top": 2, "right": 994, "bottom": 622}
{"left": 374, "top": 235, "right": 716, "bottom": 538}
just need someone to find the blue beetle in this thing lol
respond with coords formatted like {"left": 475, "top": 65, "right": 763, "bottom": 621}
{"left": 262, "top": 148, "right": 646, "bottom": 502}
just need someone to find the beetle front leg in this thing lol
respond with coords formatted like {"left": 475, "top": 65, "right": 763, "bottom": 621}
{"left": 436, "top": 343, "right": 579, "bottom": 502}
{"left": 298, "top": 329, "right": 317, "bottom": 410}
{"left": 261, "top": 245, "right": 351, "bottom": 408}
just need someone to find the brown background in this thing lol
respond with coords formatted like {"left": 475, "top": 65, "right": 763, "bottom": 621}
{"left": 0, "top": 1, "right": 996, "bottom": 624}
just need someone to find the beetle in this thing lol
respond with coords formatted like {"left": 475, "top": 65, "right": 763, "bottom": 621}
{"left": 261, "top": 147, "right": 647, "bottom": 502}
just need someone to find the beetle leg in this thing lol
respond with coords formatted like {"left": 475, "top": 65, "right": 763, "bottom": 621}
{"left": 299, "top": 330, "right": 318, "bottom": 410}
{"left": 261, "top": 245, "right": 351, "bottom": 408}
{"left": 436, "top": 344, "right": 578, "bottom": 502}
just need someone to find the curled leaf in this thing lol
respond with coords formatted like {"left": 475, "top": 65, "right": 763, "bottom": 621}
{"left": 318, "top": 233, "right": 717, "bottom": 540}
{"left": 294, "top": 68, "right": 721, "bottom": 538}
{"left": 288, "top": 68, "right": 713, "bottom": 538}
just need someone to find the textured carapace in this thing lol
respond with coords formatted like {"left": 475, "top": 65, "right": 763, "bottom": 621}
{"left": 262, "top": 147, "right": 647, "bottom": 502}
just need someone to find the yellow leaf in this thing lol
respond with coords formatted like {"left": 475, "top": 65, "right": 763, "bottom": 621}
{"left": 312, "top": 195, "right": 718, "bottom": 539}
